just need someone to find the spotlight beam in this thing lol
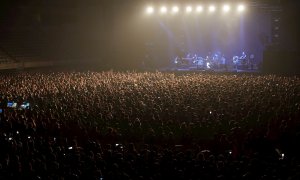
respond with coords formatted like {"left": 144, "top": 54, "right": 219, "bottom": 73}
{"left": 144, "top": 4, "right": 247, "bottom": 15}
{"left": 223, "top": 5, "right": 230, "bottom": 12}
{"left": 160, "top": 6, "right": 168, "bottom": 14}
{"left": 146, "top": 6, "right": 154, "bottom": 14}
{"left": 237, "top": 4, "right": 245, "bottom": 12}
{"left": 209, "top": 5, "right": 216, "bottom": 13}
{"left": 196, "top": 6, "right": 203, "bottom": 13}
{"left": 172, "top": 6, "right": 179, "bottom": 13}
{"left": 186, "top": 6, "right": 192, "bottom": 13}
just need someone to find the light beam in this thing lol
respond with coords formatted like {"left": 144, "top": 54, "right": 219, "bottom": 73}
{"left": 209, "top": 5, "right": 216, "bottom": 13}
{"left": 196, "top": 6, "right": 204, "bottom": 13}
{"left": 160, "top": 6, "right": 168, "bottom": 14}
{"left": 186, "top": 6, "right": 192, "bottom": 13}
{"left": 172, "top": 6, "right": 179, "bottom": 13}
{"left": 237, "top": 4, "right": 245, "bottom": 12}
{"left": 146, "top": 6, "right": 154, "bottom": 14}
{"left": 223, "top": 5, "right": 231, "bottom": 12}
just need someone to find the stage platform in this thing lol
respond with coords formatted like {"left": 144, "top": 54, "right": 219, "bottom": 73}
{"left": 160, "top": 66, "right": 260, "bottom": 74}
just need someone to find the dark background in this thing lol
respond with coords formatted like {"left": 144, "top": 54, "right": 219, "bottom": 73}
{"left": 0, "top": 0, "right": 299, "bottom": 70}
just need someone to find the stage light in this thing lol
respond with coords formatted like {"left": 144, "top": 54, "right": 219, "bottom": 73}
{"left": 237, "top": 4, "right": 245, "bottom": 12}
{"left": 186, "top": 6, "right": 192, "bottom": 13}
{"left": 172, "top": 6, "right": 179, "bottom": 13}
{"left": 209, "top": 5, "right": 216, "bottom": 13}
{"left": 146, "top": 6, "right": 154, "bottom": 14}
{"left": 160, "top": 6, "right": 168, "bottom": 14}
{"left": 223, "top": 5, "right": 230, "bottom": 12}
{"left": 196, "top": 6, "right": 203, "bottom": 13}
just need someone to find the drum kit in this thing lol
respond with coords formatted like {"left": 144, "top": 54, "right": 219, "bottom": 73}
{"left": 233, "top": 52, "right": 248, "bottom": 66}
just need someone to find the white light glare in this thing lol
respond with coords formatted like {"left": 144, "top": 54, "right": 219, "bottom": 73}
{"left": 160, "top": 6, "right": 168, "bottom": 14}
{"left": 172, "top": 6, "right": 179, "bottom": 13}
{"left": 146, "top": 6, "right": 154, "bottom": 14}
{"left": 223, "top": 5, "right": 231, "bottom": 12}
{"left": 209, "top": 5, "right": 216, "bottom": 12}
{"left": 186, "top": 6, "right": 192, "bottom": 13}
{"left": 196, "top": 6, "right": 203, "bottom": 13}
{"left": 237, "top": 4, "right": 245, "bottom": 12}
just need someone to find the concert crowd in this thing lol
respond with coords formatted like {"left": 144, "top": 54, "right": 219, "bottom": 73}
{"left": 0, "top": 71, "right": 299, "bottom": 179}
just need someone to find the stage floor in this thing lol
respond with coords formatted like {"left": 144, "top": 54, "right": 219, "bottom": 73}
{"left": 162, "top": 65, "right": 260, "bottom": 73}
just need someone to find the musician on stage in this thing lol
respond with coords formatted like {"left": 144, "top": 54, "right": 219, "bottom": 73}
{"left": 249, "top": 54, "right": 255, "bottom": 70}
{"left": 240, "top": 51, "right": 247, "bottom": 59}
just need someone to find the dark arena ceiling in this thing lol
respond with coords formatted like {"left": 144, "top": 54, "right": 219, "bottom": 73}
{"left": 0, "top": 0, "right": 299, "bottom": 68}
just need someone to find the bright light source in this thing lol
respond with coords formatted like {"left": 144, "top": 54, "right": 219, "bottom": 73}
{"left": 172, "top": 6, "right": 179, "bottom": 13}
{"left": 237, "top": 4, "right": 245, "bottom": 12}
{"left": 223, "top": 5, "right": 231, "bottom": 12}
{"left": 160, "top": 6, "right": 168, "bottom": 14}
{"left": 196, "top": 6, "right": 203, "bottom": 13}
{"left": 209, "top": 5, "right": 216, "bottom": 13}
{"left": 186, "top": 6, "right": 192, "bottom": 13}
{"left": 146, "top": 6, "right": 154, "bottom": 14}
